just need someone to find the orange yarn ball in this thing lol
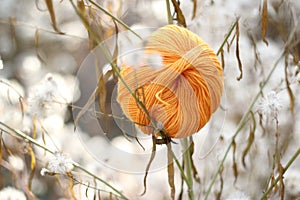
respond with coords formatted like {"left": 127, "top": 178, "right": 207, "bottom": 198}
{"left": 117, "top": 25, "right": 223, "bottom": 138}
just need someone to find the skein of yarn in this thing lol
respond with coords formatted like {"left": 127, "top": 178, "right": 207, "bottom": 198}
{"left": 117, "top": 25, "right": 223, "bottom": 138}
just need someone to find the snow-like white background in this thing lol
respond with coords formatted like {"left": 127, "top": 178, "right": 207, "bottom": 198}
{"left": 0, "top": 0, "right": 299, "bottom": 199}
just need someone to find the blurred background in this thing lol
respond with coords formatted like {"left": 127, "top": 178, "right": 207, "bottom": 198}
{"left": 0, "top": 0, "right": 300, "bottom": 199}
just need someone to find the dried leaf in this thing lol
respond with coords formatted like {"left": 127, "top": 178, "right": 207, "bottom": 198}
{"left": 221, "top": 49, "right": 225, "bottom": 70}
{"left": 35, "top": 29, "right": 46, "bottom": 63}
{"left": 77, "top": 0, "right": 86, "bottom": 16}
{"left": 216, "top": 166, "right": 224, "bottom": 200}
{"left": 97, "top": 70, "right": 114, "bottom": 132}
{"left": 74, "top": 86, "right": 98, "bottom": 131}
{"left": 9, "top": 17, "right": 16, "bottom": 47}
{"left": 189, "top": 138, "right": 200, "bottom": 183}
{"left": 235, "top": 21, "right": 243, "bottom": 81}
{"left": 112, "top": 19, "right": 119, "bottom": 81}
{"left": 28, "top": 146, "right": 36, "bottom": 191}
{"left": 262, "top": 0, "right": 269, "bottom": 45}
{"left": 32, "top": 117, "right": 37, "bottom": 139}
{"left": 141, "top": 134, "right": 157, "bottom": 195}
{"left": 278, "top": 163, "right": 284, "bottom": 200}
{"left": 0, "top": 134, "right": 2, "bottom": 164}
{"left": 232, "top": 139, "right": 238, "bottom": 183}
{"left": 98, "top": 189, "right": 101, "bottom": 200}
{"left": 18, "top": 97, "right": 24, "bottom": 120}
{"left": 97, "top": 74, "right": 107, "bottom": 115}
{"left": 191, "top": 0, "right": 197, "bottom": 20}
{"left": 248, "top": 32, "right": 262, "bottom": 70}
{"left": 178, "top": 159, "right": 184, "bottom": 200}
{"left": 285, "top": 53, "right": 295, "bottom": 114}
{"left": 242, "top": 111, "right": 256, "bottom": 168}
{"left": 44, "top": 0, "right": 63, "bottom": 34}
{"left": 86, "top": 182, "right": 90, "bottom": 198}
{"left": 170, "top": 0, "right": 187, "bottom": 27}
{"left": 133, "top": 125, "right": 145, "bottom": 151}
{"left": 228, "top": 33, "right": 236, "bottom": 53}
{"left": 68, "top": 173, "right": 78, "bottom": 200}
{"left": 167, "top": 142, "right": 175, "bottom": 200}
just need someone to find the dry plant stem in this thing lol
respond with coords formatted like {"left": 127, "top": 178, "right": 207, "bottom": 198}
{"left": 204, "top": 52, "right": 285, "bottom": 200}
{"left": 261, "top": 148, "right": 300, "bottom": 199}
{"left": 73, "top": 164, "right": 129, "bottom": 200}
{"left": 0, "top": 19, "right": 85, "bottom": 40}
{"left": 183, "top": 137, "right": 194, "bottom": 200}
{"left": 0, "top": 122, "right": 129, "bottom": 200}
{"left": 166, "top": 0, "right": 173, "bottom": 25}
{"left": 0, "top": 121, "right": 54, "bottom": 154}
{"left": 216, "top": 18, "right": 239, "bottom": 55}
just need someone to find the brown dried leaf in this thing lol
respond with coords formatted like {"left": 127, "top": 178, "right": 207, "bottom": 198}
{"left": 178, "top": 159, "right": 184, "bottom": 200}
{"left": 87, "top": 7, "right": 105, "bottom": 49}
{"left": 228, "top": 33, "right": 236, "bottom": 53}
{"left": 0, "top": 134, "right": 2, "bottom": 164}
{"left": 285, "top": 54, "right": 295, "bottom": 114}
{"left": 9, "top": 17, "right": 17, "bottom": 47}
{"left": 35, "top": 29, "right": 46, "bottom": 64}
{"left": 167, "top": 142, "right": 175, "bottom": 200}
{"left": 248, "top": 32, "right": 262, "bottom": 70}
{"left": 221, "top": 49, "right": 225, "bottom": 70}
{"left": 235, "top": 21, "right": 243, "bottom": 81}
{"left": 68, "top": 174, "right": 78, "bottom": 200}
{"left": 171, "top": 0, "right": 187, "bottom": 27}
{"left": 232, "top": 139, "right": 238, "bottom": 183}
{"left": 242, "top": 111, "right": 256, "bottom": 168}
{"left": 85, "top": 182, "right": 90, "bottom": 198}
{"left": 190, "top": 138, "right": 200, "bottom": 183}
{"left": 112, "top": 19, "right": 119, "bottom": 81}
{"left": 216, "top": 165, "right": 224, "bottom": 200}
{"left": 19, "top": 97, "right": 24, "bottom": 120}
{"left": 262, "top": 0, "right": 269, "bottom": 45}
{"left": 97, "top": 74, "right": 107, "bottom": 115}
{"left": 191, "top": 0, "right": 197, "bottom": 20}
{"left": 141, "top": 134, "right": 157, "bottom": 195}
{"left": 278, "top": 163, "right": 284, "bottom": 200}
{"left": 32, "top": 117, "right": 37, "bottom": 139}
{"left": 74, "top": 87, "right": 98, "bottom": 131}
{"left": 44, "top": 0, "right": 63, "bottom": 34}
{"left": 28, "top": 146, "right": 36, "bottom": 191}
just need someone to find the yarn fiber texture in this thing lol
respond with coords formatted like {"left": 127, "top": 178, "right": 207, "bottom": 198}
{"left": 117, "top": 25, "right": 223, "bottom": 138}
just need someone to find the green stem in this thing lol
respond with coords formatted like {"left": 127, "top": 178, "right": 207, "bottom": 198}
{"left": 261, "top": 148, "right": 300, "bottom": 199}
{"left": 0, "top": 121, "right": 54, "bottom": 154}
{"left": 216, "top": 18, "right": 239, "bottom": 56}
{"left": 204, "top": 52, "right": 284, "bottom": 200}
{"left": 183, "top": 137, "right": 194, "bottom": 200}
{"left": 0, "top": 121, "right": 129, "bottom": 200}
{"left": 73, "top": 164, "right": 129, "bottom": 200}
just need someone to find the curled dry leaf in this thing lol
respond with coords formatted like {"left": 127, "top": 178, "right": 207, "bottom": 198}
{"left": 44, "top": 0, "right": 63, "bottom": 34}
{"left": 262, "top": 0, "right": 269, "bottom": 45}
{"left": 242, "top": 111, "right": 256, "bottom": 168}
{"left": 235, "top": 21, "right": 243, "bottom": 81}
